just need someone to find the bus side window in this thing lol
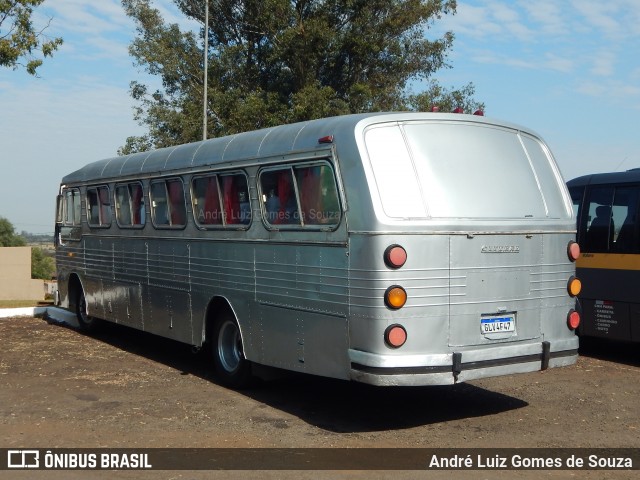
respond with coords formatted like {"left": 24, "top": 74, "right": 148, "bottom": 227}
{"left": 569, "top": 186, "right": 583, "bottom": 221}
{"left": 260, "top": 168, "right": 300, "bottom": 226}
{"left": 115, "top": 185, "right": 132, "bottom": 226}
{"left": 585, "top": 186, "right": 640, "bottom": 253}
{"left": 115, "top": 182, "right": 145, "bottom": 228}
{"left": 151, "top": 178, "right": 186, "bottom": 228}
{"left": 64, "top": 189, "right": 81, "bottom": 226}
{"left": 192, "top": 175, "right": 223, "bottom": 226}
{"left": 293, "top": 164, "right": 341, "bottom": 226}
{"left": 587, "top": 205, "right": 614, "bottom": 251}
{"left": 584, "top": 186, "right": 614, "bottom": 253}
{"left": 612, "top": 187, "right": 640, "bottom": 253}
{"left": 167, "top": 179, "right": 186, "bottom": 226}
{"left": 58, "top": 188, "right": 82, "bottom": 243}
{"left": 86, "top": 186, "right": 112, "bottom": 227}
{"left": 220, "top": 174, "right": 251, "bottom": 225}
{"left": 150, "top": 181, "right": 169, "bottom": 226}
{"left": 130, "top": 183, "right": 145, "bottom": 226}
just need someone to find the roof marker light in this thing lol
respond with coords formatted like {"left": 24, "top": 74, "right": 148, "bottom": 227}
{"left": 318, "top": 135, "right": 334, "bottom": 144}
{"left": 473, "top": 109, "right": 484, "bottom": 116}
{"left": 452, "top": 107, "right": 464, "bottom": 113}
{"left": 430, "top": 106, "right": 440, "bottom": 112}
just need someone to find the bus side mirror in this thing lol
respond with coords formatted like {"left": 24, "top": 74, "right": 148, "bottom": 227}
{"left": 56, "top": 194, "right": 64, "bottom": 224}
{"left": 55, "top": 194, "right": 63, "bottom": 247}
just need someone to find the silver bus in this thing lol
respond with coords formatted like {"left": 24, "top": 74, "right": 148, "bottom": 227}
{"left": 55, "top": 112, "right": 581, "bottom": 387}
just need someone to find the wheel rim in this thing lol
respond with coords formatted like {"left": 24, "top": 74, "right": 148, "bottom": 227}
{"left": 217, "top": 320, "right": 243, "bottom": 373}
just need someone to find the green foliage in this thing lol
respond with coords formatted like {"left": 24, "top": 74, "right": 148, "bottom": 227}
{"left": 0, "top": 0, "right": 63, "bottom": 75}
{"left": 120, "top": 0, "right": 483, "bottom": 153}
{"left": 408, "top": 80, "right": 485, "bottom": 114}
{"left": 31, "top": 246, "right": 55, "bottom": 280}
{"left": 0, "top": 216, "right": 26, "bottom": 246}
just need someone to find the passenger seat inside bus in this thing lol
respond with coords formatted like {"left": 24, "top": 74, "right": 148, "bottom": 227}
{"left": 586, "top": 205, "right": 614, "bottom": 251}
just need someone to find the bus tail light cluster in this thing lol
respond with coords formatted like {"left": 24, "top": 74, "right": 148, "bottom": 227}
{"left": 567, "top": 309, "right": 581, "bottom": 330}
{"left": 384, "top": 244, "right": 408, "bottom": 348}
{"left": 566, "top": 242, "right": 581, "bottom": 330}
{"left": 383, "top": 244, "right": 408, "bottom": 309}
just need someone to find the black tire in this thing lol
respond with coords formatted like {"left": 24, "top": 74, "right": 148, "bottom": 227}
{"left": 212, "top": 311, "right": 253, "bottom": 388}
{"left": 76, "top": 288, "right": 98, "bottom": 332}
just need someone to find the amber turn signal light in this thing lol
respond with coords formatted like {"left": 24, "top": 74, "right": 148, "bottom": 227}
{"left": 384, "top": 285, "right": 407, "bottom": 309}
{"left": 567, "top": 276, "right": 582, "bottom": 297}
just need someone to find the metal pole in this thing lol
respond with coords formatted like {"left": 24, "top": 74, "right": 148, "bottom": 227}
{"left": 202, "top": 0, "right": 209, "bottom": 141}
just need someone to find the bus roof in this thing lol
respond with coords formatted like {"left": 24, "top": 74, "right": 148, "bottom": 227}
{"left": 567, "top": 169, "right": 640, "bottom": 188}
{"left": 61, "top": 112, "right": 537, "bottom": 185}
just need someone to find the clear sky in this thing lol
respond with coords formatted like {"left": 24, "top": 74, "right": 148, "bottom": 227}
{"left": 1, "top": 0, "right": 639, "bottom": 234}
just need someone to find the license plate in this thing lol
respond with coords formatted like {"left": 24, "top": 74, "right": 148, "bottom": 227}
{"left": 481, "top": 315, "right": 515, "bottom": 334}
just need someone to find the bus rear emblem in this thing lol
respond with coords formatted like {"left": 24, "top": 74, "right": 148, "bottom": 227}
{"left": 481, "top": 245, "right": 520, "bottom": 253}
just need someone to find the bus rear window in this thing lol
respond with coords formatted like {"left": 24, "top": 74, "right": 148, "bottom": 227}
{"left": 364, "top": 123, "right": 571, "bottom": 220}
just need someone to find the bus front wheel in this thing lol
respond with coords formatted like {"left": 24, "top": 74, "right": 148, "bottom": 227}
{"left": 212, "top": 311, "right": 253, "bottom": 388}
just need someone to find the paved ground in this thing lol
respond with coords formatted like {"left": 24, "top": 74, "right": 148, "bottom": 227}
{"left": 0, "top": 315, "right": 638, "bottom": 479}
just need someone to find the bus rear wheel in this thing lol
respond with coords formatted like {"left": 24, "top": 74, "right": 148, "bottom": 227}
{"left": 212, "top": 311, "right": 252, "bottom": 388}
{"left": 76, "top": 288, "right": 98, "bottom": 332}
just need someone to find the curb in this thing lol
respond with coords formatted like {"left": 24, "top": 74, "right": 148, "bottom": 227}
{"left": 0, "top": 306, "right": 79, "bottom": 327}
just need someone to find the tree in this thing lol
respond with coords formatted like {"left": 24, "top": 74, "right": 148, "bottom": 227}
{"left": 0, "top": 0, "right": 63, "bottom": 75}
{"left": 0, "top": 216, "right": 26, "bottom": 246}
{"left": 120, "top": 0, "right": 483, "bottom": 154}
{"left": 409, "top": 80, "right": 484, "bottom": 114}
{"left": 31, "top": 246, "right": 55, "bottom": 280}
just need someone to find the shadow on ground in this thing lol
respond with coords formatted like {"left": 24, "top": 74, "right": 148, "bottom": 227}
{"left": 47, "top": 317, "right": 529, "bottom": 433}
{"left": 578, "top": 335, "right": 640, "bottom": 368}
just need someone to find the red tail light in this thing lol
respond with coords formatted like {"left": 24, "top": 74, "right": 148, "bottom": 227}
{"left": 568, "top": 241, "right": 580, "bottom": 262}
{"left": 384, "top": 245, "right": 407, "bottom": 269}
{"left": 384, "top": 324, "right": 407, "bottom": 348}
{"left": 567, "top": 310, "right": 580, "bottom": 330}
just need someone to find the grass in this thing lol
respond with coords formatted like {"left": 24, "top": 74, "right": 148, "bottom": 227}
{"left": 0, "top": 300, "right": 54, "bottom": 309}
